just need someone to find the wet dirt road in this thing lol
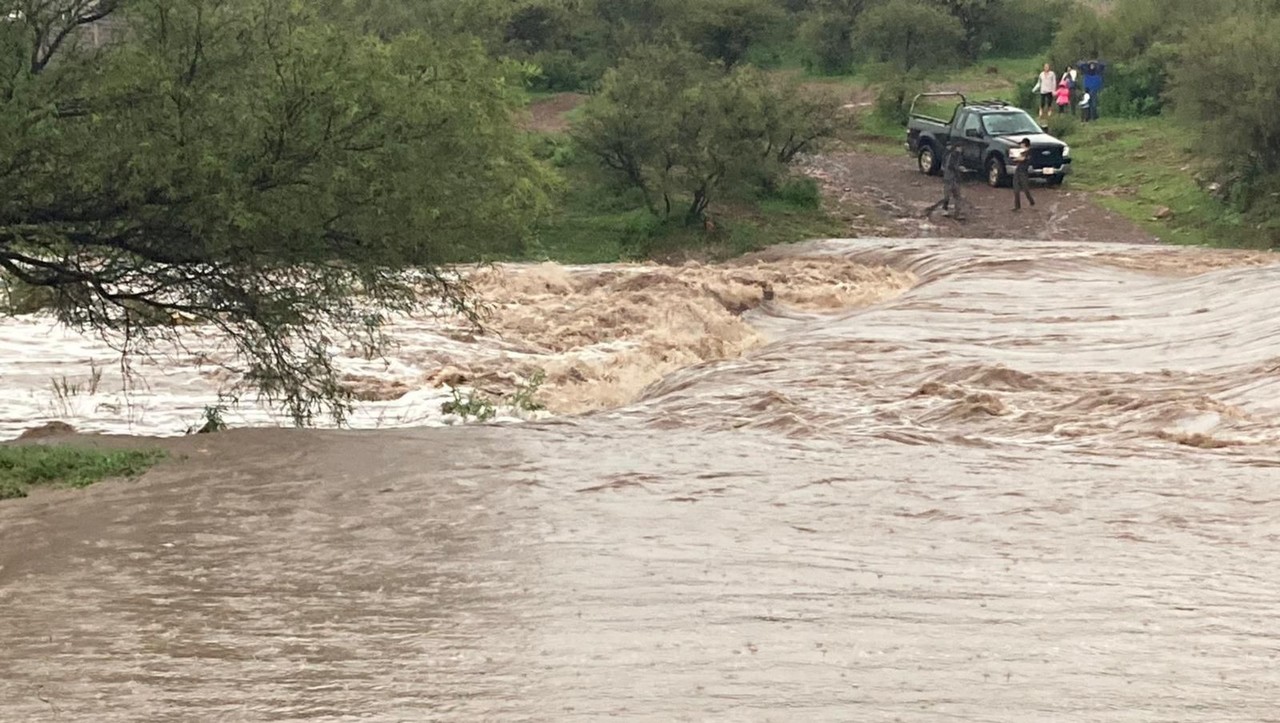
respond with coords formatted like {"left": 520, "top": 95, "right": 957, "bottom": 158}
{"left": 804, "top": 150, "right": 1161, "bottom": 244}
{"left": 3, "top": 238, "right": 1280, "bottom": 721}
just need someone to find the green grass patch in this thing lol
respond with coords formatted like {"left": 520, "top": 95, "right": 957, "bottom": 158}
{"left": 526, "top": 177, "right": 846, "bottom": 263}
{"left": 524, "top": 89, "right": 562, "bottom": 103}
{"left": 1067, "top": 117, "right": 1276, "bottom": 248}
{"left": 744, "top": 38, "right": 813, "bottom": 72}
{"left": 854, "top": 111, "right": 908, "bottom": 147}
{"left": 0, "top": 445, "right": 165, "bottom": 500}
{"left": 945, "top": 55, "right": 1043, "bottom": 90}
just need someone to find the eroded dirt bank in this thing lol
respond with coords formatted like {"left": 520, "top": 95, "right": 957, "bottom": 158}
{"left": 3, "top": 238, "right": 1280, "bottom": 721}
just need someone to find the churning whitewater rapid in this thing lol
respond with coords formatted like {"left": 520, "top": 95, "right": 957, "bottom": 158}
{"left": 0, "top": 255, "right": 913, "bottom": 437}
{"left": 3, "top": 237, "right": 1280, "bottom": 721}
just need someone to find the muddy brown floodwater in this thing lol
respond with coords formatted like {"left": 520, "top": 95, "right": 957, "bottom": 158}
{"left": 4, "top": 237, "right": 1280, "bottom": 722}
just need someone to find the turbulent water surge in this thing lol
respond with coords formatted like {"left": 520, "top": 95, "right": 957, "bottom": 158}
{"left": 3, "top": 237, "right": 1280, "bottom": 721}
{"left": 0, "top": 257, "right": 912, "bottom": 438}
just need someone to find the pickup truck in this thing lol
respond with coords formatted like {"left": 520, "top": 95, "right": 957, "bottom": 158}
{"left": 904, "top": 92, "right": 1071, "bottom": 187}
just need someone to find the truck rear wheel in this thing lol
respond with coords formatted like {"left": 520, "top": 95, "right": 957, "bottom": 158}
{"left": 986, "top": 156, "right": 1008, "bottom": 188}
{"left": 917, "top": 144, "right": 940, "bottom": 176}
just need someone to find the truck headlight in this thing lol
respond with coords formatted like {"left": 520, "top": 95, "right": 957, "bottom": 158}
{"left": 1063, "top": 145, "right": 1071, "bottom": 157}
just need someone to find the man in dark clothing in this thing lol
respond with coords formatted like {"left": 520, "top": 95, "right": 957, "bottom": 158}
{"left": 1011, "top": 137, "right": 1035, "bottom": 211}
{"left": 923, "top": 143, "right": 967, "bottom": 221}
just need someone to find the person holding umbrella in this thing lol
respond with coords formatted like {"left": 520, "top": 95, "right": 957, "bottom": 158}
{"left": 1078, "top": 59, "right": 1106, "bottom": 121}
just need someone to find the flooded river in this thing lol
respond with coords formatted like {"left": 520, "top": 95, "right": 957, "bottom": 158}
{"left": 3, "top": 237, "right": 1280, "bottom": 721}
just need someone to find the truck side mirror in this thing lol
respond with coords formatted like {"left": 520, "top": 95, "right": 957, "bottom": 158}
{"left": 965, "top": 128, "right": 981, "bottom": 138}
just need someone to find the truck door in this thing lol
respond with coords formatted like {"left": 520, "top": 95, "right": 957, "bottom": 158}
{"left": 957, "top": 110, "right": 985, "bottom": 170}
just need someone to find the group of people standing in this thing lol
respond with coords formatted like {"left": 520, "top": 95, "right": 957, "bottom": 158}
{"left": 1035, "top": 62, "right": 1100, "bottom": 122}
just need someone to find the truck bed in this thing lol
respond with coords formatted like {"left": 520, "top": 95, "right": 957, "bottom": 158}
{"left": 909, "top": 114, "right": 951, "bottom": 127}
{"left": 906, "top": 115, "right": 953, "bottom": 153}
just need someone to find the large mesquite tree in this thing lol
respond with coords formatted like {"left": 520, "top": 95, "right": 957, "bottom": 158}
{"left": 0, "top": 0, "right": 551, "bottom": 424}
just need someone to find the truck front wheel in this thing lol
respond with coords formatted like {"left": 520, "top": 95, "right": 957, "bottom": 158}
{"left": 917, "top": 144, "right": 940, "bottom": 176}
{"left": 986, "top": 156, "right": 1008, "bottom": 188}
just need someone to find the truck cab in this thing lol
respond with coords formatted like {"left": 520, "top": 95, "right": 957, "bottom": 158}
{"left": 905, "top": 93, "right": 1072, "bottom": 187}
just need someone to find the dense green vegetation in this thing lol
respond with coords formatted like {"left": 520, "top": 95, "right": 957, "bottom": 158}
{"left": 0, "top": 445, "right": 164, "bottom": 500}
{"left": 1, "top": 0, "right": 1276, "bottom": 425}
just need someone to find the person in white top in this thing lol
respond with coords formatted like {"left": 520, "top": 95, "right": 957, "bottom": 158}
{"left": 1035, "top": 63, "right": 1057, "bottom": 120}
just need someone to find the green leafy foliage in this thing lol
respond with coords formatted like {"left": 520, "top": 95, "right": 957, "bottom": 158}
{"left": 1169, "top": 7, "right": 1280, "bottom": 214}
{"left": 927, "top": 0, "right": 1001, "bottom": 59}
{"left": 1097, "top": 56, "right": 1169, "bottom": 118}
{"left": 856, "top": 0, "right": 965, "bottom": 74}
{"left": 440, "top": 369, "right": 546, "bottom": 422}
{"left": 685, "top": 0, "right": 787, "bottom": 68}
{"left": 443, "top": 387, "right": 498, "bottom": 422}
{"left": 793, "top": 0, "right": 873, "bottom": 74}
{"left": 773, "top": 177, "right": 823, "bottom": 209}
{"left": 796, "top": 14, "right": 853, "bottom": 74}
{"left": 1041, "top": 113, "right": 1078, "bottom": 138}
{"left": 983, "top": 0, "right": 1075, "bottom": 57}
{"left": 857, "top": 0, "right": 964, "bottom": 121}
{"left": 873, "top": 75, "right": 929, "bottom": 126}
{"left": 510, "top": 369, "right": 548, "bottom": 412}
{"left": 0, "top": 0, "right": 553, "bottom": 426}
{"left": 572, "top": 43, "right": 844, "bottom": 224}
{"left": 1047, "top": 9, "right": 1109, "bottom": 66}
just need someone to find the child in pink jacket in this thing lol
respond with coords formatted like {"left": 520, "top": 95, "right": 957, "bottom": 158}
{"left": 1054, "top": 80, "right": 1071, "bottom": 114}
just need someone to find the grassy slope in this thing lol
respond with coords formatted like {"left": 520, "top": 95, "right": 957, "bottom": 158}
{"left": 0, "top": 445, "right": 165, "bottom": 500}
{"left": 1067, "top": 119, "right": 1274, "bottom": 248}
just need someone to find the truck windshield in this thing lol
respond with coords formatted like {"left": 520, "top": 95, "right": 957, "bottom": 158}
{"left": 981, "top": 112, "right": 1041, "bottom": 136}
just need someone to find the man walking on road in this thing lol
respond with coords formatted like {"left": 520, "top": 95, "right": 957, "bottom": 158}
{"left": 923, "top": 143, "right": 968, "bottom": 221}
{"left": 1011, "top": 137, "right": 1035, "bottom": 211}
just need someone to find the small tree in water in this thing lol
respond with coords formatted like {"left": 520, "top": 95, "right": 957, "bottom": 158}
{"left": 0, "top": 0, "right": 551, "bottom": 425}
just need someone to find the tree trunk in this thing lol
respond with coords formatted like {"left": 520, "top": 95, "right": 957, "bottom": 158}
{"left": 686, "top": 188, "right": 709, "bottom": 225}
